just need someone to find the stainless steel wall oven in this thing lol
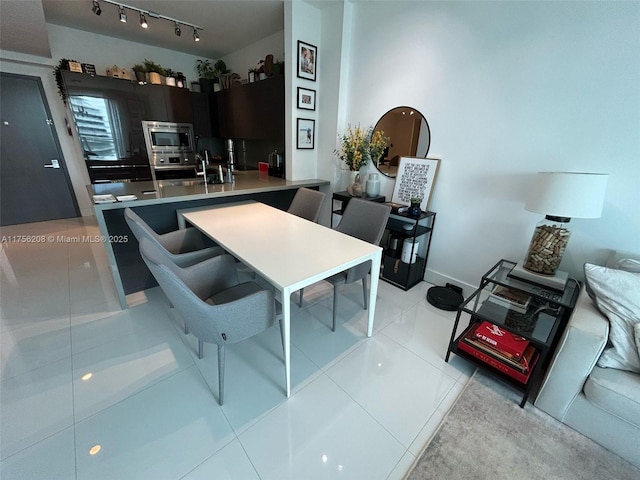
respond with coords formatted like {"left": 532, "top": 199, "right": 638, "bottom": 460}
{"left": 141, "top": 121, "right": 197, "bottom": 180}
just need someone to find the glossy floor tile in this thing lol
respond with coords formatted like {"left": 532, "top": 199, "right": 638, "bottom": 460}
{"left": 0, "top": 217, "right": 473, "bottom": 479}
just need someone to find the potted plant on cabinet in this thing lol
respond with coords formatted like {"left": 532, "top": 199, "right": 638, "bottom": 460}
{"left": 165, "top": 68, "right": 176, "bottom": 86}
{"left": 53, "top": 58, "right": 77, "bottom": 105}
{"left": 132, "top": 63, "right": 146, "bottom": 83}
{"left": 196, "top": 59, "right": 216, "bottom": 93}
{"left": 143, "top": 59, "right": 166, "bottom": 85}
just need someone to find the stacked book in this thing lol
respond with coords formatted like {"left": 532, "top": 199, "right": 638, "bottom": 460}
{"left": 458, "top": 320, "right": 539, "bottom": 384}
{"left": 487, "top": 285, "right": 531, "bottom": 313}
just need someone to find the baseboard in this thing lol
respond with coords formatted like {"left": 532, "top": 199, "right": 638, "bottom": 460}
{"left": 424, "top": 268, "right": 476, "bottom": 297}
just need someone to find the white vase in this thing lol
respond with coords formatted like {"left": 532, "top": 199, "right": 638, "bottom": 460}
{"left": 366, "top": 173, "right": 380, "bottom": 197}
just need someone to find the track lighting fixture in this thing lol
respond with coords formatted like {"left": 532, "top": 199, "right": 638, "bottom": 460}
{"left": 91, "top": 0, "right": 203, "bottom": 41}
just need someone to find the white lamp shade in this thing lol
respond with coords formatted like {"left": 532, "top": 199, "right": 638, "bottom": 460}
{"left": 526, "top": 172, "right": 608, "bottom": 219}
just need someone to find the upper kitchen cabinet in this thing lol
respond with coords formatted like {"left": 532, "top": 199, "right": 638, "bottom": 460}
{"left": 62, "top": 71, "right": 192, "bottom": 125}
{"left": 162, "top": 86, "right": 192, "bottom": 123}
{"left": 215, "top": 75, "right": 284, "bottom": 141}
{"left": 190, "top": 92, "right": 218, "bottom": 138}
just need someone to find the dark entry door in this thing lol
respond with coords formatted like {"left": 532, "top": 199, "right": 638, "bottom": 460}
{"left": 1, "top": 73, "right": 79, "bottom": 225}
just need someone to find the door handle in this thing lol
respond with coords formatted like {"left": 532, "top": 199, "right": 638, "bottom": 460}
{"left": 44, "top": 160, "right": 60, "bottom": 169}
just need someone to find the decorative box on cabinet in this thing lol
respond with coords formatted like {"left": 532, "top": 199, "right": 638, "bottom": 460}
{"left": 381, "top": 210, "right": 436, "bottom": 290}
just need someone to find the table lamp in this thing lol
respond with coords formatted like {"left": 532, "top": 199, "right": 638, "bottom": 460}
{"left": 512, "top": 172, "right": 608, "bottom": 289}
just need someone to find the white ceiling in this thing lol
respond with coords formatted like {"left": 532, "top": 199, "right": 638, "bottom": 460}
{"left": 2, "top": 0, "right": 284, "bottom": 60}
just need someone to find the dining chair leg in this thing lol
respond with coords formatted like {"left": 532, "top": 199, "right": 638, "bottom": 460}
{"left": 332, "top": 284, "right": 339, "bottom": 332}
{"left": 362, "top": 276, "right": 368, "bottom": 310}
{"left": 198, "top": 339, "right": 204, "bottom": 359}
{"left": 298, "top": 288, "right": 304, "bottom": 307}
{"left": 218, "top": 344, "right": 225, "bottom": 405}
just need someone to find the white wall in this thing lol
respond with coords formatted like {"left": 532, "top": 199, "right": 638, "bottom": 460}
{"left": 344, "top": 0, "right": 640, "bottom": 288}
{"left": 285, "top": 1, "right": 321, "bottom": 181}
{"left": 222, "top": 30, "right": 284, "bottom": 81}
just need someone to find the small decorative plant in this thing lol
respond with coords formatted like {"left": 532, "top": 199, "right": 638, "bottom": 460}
{"left": 53, "top": 58, "right": 77, "bottom": 105}
{"left": 143, "top": 59, "right": 166, "bottom": 76}
{"left": 196, "top": 59, "right": 215, "bottom": 79}
{"left": 132, "top": 63, "right": 146, "bottom": 82}
{"left": 213, "top": 60, "right": 230, "bottom": 80}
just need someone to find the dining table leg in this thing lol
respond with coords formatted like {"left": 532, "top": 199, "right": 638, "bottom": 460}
{"left": 367, "top": 251, "right": 382, "bottom": 337}
{"left": 282, "top": 287, "right": 291, "bottom": 397}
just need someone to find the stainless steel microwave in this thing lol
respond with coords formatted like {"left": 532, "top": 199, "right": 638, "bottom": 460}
{"left": 141, "top": 121, "right": 196, "bottom": 169}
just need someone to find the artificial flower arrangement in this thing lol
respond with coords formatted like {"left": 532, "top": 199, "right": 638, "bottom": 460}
{"left": 336, "top": 125, "right": 389, "bottom": 171}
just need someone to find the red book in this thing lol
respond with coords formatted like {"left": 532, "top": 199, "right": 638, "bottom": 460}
{"left": 457, "top": 338, "right": 538, "bottom": 384}
{"left": 473, "top": 321, "right": 529, "bottom": 358}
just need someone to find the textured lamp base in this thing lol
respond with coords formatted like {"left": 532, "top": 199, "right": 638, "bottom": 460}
{"left": 523, "top": 217, "right": 571, "bottom": 276}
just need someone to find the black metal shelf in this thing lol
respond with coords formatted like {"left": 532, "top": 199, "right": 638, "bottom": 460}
{"left": 445, "top": 259, "right": 580, "bottom": 407}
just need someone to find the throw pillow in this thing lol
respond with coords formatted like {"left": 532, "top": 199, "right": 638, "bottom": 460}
{"left": 584, "top": 263, "right": 640, "bottom": 373}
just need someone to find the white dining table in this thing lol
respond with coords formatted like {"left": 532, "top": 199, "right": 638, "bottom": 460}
{"left": 181, "top": 201, "right": 383, "bottom": 397}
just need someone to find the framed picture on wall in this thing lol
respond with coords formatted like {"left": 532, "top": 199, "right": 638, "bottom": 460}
{"left": 297, "top": 40, "right": 317, "bottom": 81}
{"left": 391, "top": 157, "right": 441, "bottom": 211}
{"left": 297, "top": 87, "right": 316, "bottom": 110}
{"left": 297, "top": 118, "right": 315, "bottom": 149}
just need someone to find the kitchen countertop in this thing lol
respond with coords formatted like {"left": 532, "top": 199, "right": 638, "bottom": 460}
{"left": 89, "top": 171, "right": 329, "bottom": 209}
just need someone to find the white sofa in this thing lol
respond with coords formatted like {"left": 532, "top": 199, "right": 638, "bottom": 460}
{"left": 535, "top": 254, "right": 640, "bottom": 468}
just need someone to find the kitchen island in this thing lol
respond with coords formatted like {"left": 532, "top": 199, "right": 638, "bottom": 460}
{"left": 90, "top": 172, "right": 330, "bottom": 308}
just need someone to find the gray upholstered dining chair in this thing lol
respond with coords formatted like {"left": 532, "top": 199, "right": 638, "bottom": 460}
{"left": 124, "top": 207, "right": 223, "bottom": 268}
{"left": 138, "top": 237, "right": 283, "bottom": 405}
{"left": 299, "top": 198, "right": 391, "bottom": 331}
{"left": 287, "top": 187, "right": 326, "bottom": 223}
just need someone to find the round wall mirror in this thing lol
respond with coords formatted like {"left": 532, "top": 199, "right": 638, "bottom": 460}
{"left": 372, "top": 106, "right": 431, "bottom": 177}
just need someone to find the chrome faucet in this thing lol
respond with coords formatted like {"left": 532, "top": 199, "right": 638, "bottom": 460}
{"left": 225, "top": 139, "right": 235, "bottom": 183}
{"left": 196, "top": 151, "right": 210, "bottom": 180}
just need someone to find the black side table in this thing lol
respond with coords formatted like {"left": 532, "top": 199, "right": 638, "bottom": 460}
{"left": 445, "top": 259, "right": 580, "bottom": 407}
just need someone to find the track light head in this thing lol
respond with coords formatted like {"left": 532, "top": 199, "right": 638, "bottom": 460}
{"left": 118, "top": 6, "right": 127, "bottom": 23}
{"left": 92, "top": 1, "right": 102, "bottom": 16}
{"left": 174, "top": 22, "right": 181, "bottom": 37}
{"left": 193, "top": 28, "right": 200, "bottom": 42}
{"left": 139, "top": 12, "right": 148, "bottom": 29}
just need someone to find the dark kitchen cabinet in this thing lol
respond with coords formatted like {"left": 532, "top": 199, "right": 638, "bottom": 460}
{"left": 190, "top": 92, "right": 218, "bottom": 138}
{"left": 163, "top": 86, "right": 192, "bottom": 123}
{"left": 215, "top": 75, "right": 284, "bottom": 141}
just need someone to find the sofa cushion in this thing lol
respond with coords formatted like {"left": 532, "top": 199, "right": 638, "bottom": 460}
{"left": 584, "top": 365, "right": 640, "bottom": 428}
{"left": 584, "top": 263, "right": 640, "bottom": 373}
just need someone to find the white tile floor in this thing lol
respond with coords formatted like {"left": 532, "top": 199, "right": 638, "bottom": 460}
{"left": 0, "top": 217, "right": 474, "bottom": 480}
